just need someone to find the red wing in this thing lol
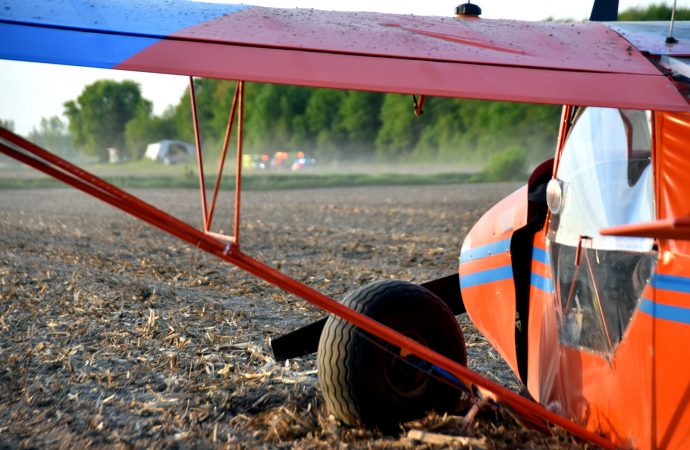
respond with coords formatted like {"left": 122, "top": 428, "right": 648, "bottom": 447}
{"left": 1, "top": 0, "right": 688, "bottom": 110}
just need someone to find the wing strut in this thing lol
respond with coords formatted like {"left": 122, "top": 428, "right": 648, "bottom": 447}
{"left": 0, "top": 122, "right": 614, "bottom": 449}
{"left": 412, "top": 95, "right": 426, "bottom": 116}
{"left": 188, "top": 78, "right": 245, "bottom": 248}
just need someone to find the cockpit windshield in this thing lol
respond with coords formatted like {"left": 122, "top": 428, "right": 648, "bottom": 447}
{"left": 551, "top": 107, "right": 654, "bottom": 251}
{"left": 547, "top": 107, "right": 657, "bottom": 355}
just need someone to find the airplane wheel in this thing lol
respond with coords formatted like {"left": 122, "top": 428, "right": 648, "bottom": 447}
{"left": 317, "top": 280, "right": 467, "bottom": 432}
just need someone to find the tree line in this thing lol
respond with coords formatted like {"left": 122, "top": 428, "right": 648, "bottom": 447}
{"left": 53, "top": 78, "right": 562, "bottom": 165}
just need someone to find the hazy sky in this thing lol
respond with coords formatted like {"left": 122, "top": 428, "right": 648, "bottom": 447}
{"left": 0, "top": 0, "right": 681, "bottom": 135}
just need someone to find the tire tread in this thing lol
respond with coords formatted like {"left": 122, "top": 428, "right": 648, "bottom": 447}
{"left": 317, "top": 280, "right": 467, "bottom": 429}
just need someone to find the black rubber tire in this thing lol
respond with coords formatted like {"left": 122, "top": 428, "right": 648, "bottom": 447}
{"left": 317, "top": 280, "right": 467, "bottom": 432}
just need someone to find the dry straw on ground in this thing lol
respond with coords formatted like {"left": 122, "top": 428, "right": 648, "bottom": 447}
{"left": 1, "top": 185, "right": 587, "bottom": 448}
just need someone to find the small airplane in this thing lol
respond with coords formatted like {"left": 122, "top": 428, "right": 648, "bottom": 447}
{"left": 1, "top": 0, "right": 689, "bottom": 448}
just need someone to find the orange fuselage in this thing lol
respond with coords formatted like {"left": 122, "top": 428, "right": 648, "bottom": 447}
{"left": 460, "top": 108, "right": 690, "bottom": 449}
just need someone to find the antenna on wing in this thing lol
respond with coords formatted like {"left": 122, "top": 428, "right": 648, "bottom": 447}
{"left": 455, "top": 2, "right": 482, "bottom": 18}
{"left": 590, "top": 0, "right": 619, "bottom": 21}
{"left": 666, "top": 0, "right": 678, "bottom": 44}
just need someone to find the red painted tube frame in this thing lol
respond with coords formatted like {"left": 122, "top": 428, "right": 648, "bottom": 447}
{"left": 189, "top": 77, "right": 210, "bottom": 231}
{"left": 207, "top": 81, "right": 240, "bottom": 232}
{"left": 0, "top": 127, "right": 614, "bottom": 449}
{"left": 601, "top": 217, "right": 690, "bottom": 240}
{"left": 189, "top": 78, "right": 244, "bottom": 245}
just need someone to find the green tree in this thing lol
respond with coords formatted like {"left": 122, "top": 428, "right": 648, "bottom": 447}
{"left": 64, "top": 80, "right": 150, "bottom": 161}
{"left": 243, "top": 83, "right": 281, "bottom": 150}
{"left": 172, "top": 78, "right": 237, "bottom": 149}
{"left": 619, "top": 3, "right": 690, "bottom": 20}
{"left": 0, "top": 119, "right": 15, "bottom": 132}
{"left": 27, "top": 116, "right": 74, "bottom": 158}
{"left": 483, "top": 147, "right": 527, "bottom": 181}
{"left": 244, "top": 83, "right": 312, "bottom": 152}
{"left": 335, "top": 91, "right": 383, "bottom": 159}
{"left": 124, "top": 105, "right": 177, "bottom": 159}
{"left": 305, "top": 89, "right": 346, "bottom": 156}
{"left": 456, "top": 100, "right": 560, "bottom": 162}
{"left": 375, "top": 94, "right": 422, "bottom": 160}
{"left": 413, "top": 97, "right": 470, "bottom": 160}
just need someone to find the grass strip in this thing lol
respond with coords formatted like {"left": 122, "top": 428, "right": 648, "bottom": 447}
{"left": 0, "top": 172, "right": 488, "bottom": 191}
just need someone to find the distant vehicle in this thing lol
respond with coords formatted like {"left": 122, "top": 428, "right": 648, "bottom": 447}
{"left": 269, "top": 151, "right": 290, "bottom": 169}
{"left": 267, "top": 151, "right": 316, "bottom": 170}
{"left": 144, "top": 140, "right": 195, "bottom": 165}
{"left": 291, "top": 152, "right": 317, "bottom": 171}
{"left": 243, "top": 152, "right": 314, "bottom": 170}
{"left": 242, "top": 153, "right": 271, "bottom": 170}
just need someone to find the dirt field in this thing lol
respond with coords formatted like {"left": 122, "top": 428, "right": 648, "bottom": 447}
{"left": 0, "top": 184, "right": 583, "bottom": 448}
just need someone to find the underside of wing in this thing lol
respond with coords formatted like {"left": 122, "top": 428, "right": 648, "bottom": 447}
{"left": 1, "top": 0, "right": 688, "bottom": 110}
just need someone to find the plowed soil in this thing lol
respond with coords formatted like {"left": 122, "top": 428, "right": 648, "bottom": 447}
{"left": 0, "top": 184, "right": 584, "bottom": 448}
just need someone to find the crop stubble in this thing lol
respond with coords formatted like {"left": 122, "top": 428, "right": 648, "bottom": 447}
{"left": 0, "top": 184, "right": 584, "bottom": 448}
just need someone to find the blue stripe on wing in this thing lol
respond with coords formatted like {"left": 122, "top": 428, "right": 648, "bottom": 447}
{"left": 0, "top": 0, "right": 248, "bottom": 67}
{"left": 0, "top": 23, "right": 159, "bottom": 69}
{"left": 1, "top": 0, "right": 246, "bottom": 36}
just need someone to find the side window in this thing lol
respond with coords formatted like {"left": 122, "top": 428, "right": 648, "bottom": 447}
{"left": 547, "top": 107, "right": 657, "bottom": 355}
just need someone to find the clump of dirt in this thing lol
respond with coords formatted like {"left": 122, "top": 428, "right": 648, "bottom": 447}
{"left": 0, "top": 184, "right": 585, "bottom": 448}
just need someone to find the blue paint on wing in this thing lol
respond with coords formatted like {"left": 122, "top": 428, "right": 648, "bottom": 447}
{"left": 0, "top": 0, "right": 249, "bottom": 67}
{"left": 0, "top": 23, "right": 159, "bottom": 69}
{"left": 1, "top": 0, "right": 247, "bottom": 36}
